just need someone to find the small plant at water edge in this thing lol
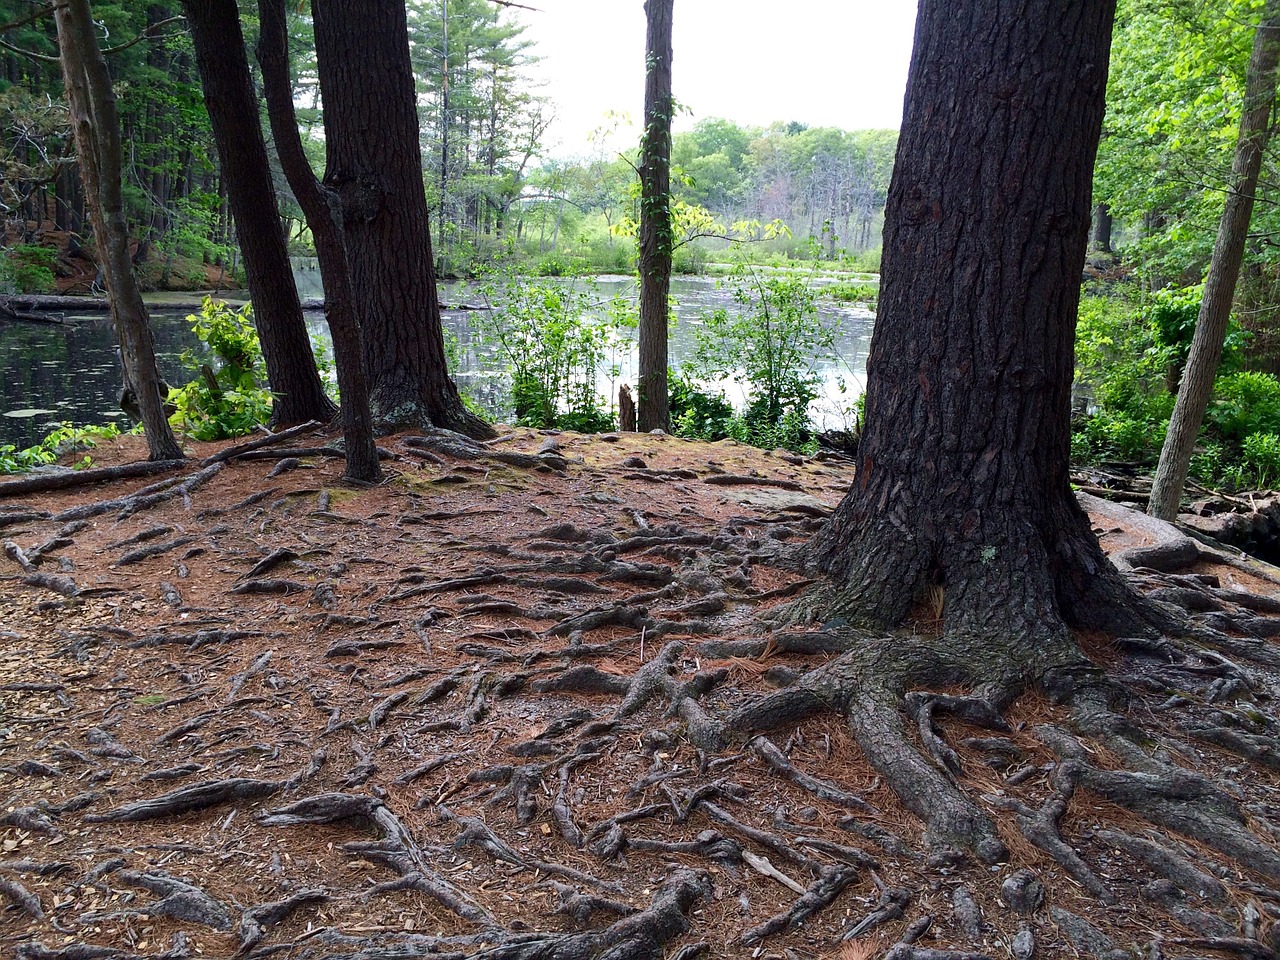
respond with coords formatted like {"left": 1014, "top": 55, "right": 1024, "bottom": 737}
{"left": 470, "top": 268, "right": 619, "bottom": 431}
{"left": 684, "top": 267, "right": 837, "bottom": 452}
{"left": 168, "top": 298, "right": 275, "bottom": 441}
{"left": 0, "top": 244, "right": 57, "bottom": 294}
{"left": 0, "top": 421, "right": 121, "bottom": 475}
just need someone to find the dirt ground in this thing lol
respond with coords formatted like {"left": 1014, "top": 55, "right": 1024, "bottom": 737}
{"left": 1, "top": 425, "right": 1278, "bottom": 960}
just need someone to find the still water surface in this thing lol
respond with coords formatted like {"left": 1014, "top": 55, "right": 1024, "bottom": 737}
{"left": 0, "top": 275, "right": 873, "bottom": 448}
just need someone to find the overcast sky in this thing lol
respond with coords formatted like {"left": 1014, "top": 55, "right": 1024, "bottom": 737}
{"left": 509, "top": 1, "right": 919, "bottom": 157}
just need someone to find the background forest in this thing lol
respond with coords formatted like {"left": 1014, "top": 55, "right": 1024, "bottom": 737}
{"left": 0, "top": 0, "right": 894, "bottom": 288}
{"left": 3, "top": 0, "right": 1280, "bottom": 494}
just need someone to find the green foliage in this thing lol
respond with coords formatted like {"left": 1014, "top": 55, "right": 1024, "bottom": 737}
{"left": 168, "top": 299, "right": 275, "bottom": 441}
{"left": 1204, "top": 371, "right": 1280, "bottom": 445}
{"left": 1072, "top": 291, "right": 1183, "bottom": 463}
{"left": 669, "top": 370, "right": 735, "bottom": 440}
{"left": 1095, "top": 0, "right": 1280, "bottom": 292}
{"left": 675, "top": 268, "right": 836, "bottom": 453}
{"left": 692, "top": 269, "right": 834, "bottom": 424}
{"left": 407, "top": 0, "right": 550, "bottom": 270}
{"left": 1242, "top": 432, "right": 1280, "bottom": 489}
{"left": 1072, "top": 287, "right": 1280, "bottom": 490}
{"left": 0, "top": 422, "right": 120, "bottom": 475}
{"left": 0, "top": 244, "right": 57, "bottom": 294}
{"left": 490, "top": 118, "right": 895, "bottom": 272}
{"left": 470, "top": 269, "right": 618, "bottom": 430}
{"left": 824, "top": 281, "right": 878, "bottom": 306}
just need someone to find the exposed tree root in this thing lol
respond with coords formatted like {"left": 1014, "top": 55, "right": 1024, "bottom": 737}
{"left": 261, "top": 792, "right": 497, "bottom": 927}
{"left": 740, "top": 863, "right": 859, "bottom": 945}
{"left": 0, "top": 460, "right": 185, "bottom": 498}
{"left": 8, "top": 432, "right": 1280, "bottom": 958}
{"left": 236, "top": 888, "right": 329, "bottom": 954}
{"left": 467, "top": 869, "right": 711, "bottom": 960}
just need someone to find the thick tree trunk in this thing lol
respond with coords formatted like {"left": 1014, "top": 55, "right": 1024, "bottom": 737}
{"left": 256, "top": 0, "right": 380, "bottom": 484}
{"left": 182, "top": 0, "right": 336, "bottom": 429}
{"left": 54, "top": 0, "right": 183, "bottom": 462}
{"left": 1147, "top": 2, "right": 1280, "bottom": 521}
{"left": 637, "top": 0, "right": 673, "bottom": 433}
{"left": 311, "top": 0, "right": 490, "bottom": 439}
{"left": 811, "top": 0, "right": 1133, "bottom": 657}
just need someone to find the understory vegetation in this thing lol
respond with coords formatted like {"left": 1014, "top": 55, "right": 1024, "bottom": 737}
{"left": 0, "top": 420, "right": 118, "bottom": 474}
{"left": 1070, "top": 285, "right": 1280, "bottom": 491}
{"left": 166, "top": 299, "right": 276, "bottom": 443}
{"left": 460, "top": 265, "right": 850, "bottom": 452}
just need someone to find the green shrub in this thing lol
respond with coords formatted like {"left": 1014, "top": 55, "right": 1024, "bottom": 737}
{"left": 669, "top": 370, "right": 735, "bottom": 440}
{"left": 470, "top": 269, "right": 620, "bottom": 430}
{"left": 0, "top": 422, "right": 120, "bottom": 475}
{"left": 0, "top": 244, "right": 57, "bottom": 294}
{"left": 1071, "top": 292, "right": 1178, "bottom": 465}
{"left": 1204, "top": 371, "right": 1280, "bottom": 445}
{"left": 692, "top": 269, "right": 834, "bottom": 427}
{"left": 168, "top": 298, "right": 275, "bottom": 441}
{"left": 675, "top": 267, "right": 838, "bottom": 453}
{"left": 1242, "top": 432, "right": 1280, "bottom": 489}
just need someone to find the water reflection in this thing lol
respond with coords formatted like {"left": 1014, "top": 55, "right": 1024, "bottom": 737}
{"left": 0, "top": 277, "right": 873, "bottom": 448}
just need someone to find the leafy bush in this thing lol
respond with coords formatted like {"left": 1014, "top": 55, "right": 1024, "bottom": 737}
{"left": 470, "top": 269, "right": 619, "bottom": 431}
{"left": 1204, "top": 371, "right": 1280, "bottom": 445}
{"left": 1071, "top": 287, "right": 1280, "bottom": 490}
{"left": 1071, "top": 292, "right": 1180, "bottom": 464}
{"left": 668, "top": 268, "right": 838, "bottom": 453}
{"left": 669, "top": 370, "right": 735, "bottom": 440}
{"left": 0, "top": 244, "right": 57, "bottom": 294}
{"left": 0, "top": 422, "right": 120, "bottom": 475}
{"left": 687, "top": 268, "right": 835, "bottom": 450}
{"left": 1242, "top": 433, "right": 1280, "bottom": 490}
{"left": 168, "top": 299, "right": 275, "bottom": 441}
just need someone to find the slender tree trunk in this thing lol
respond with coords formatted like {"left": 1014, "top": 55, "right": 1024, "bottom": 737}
{"left": 637, "top": 0, "right": 673, "bottom": 432}
{"left": 256, "top": 0, "right": 380, "bottom": 483}
{"left": 1147, "top": 2, "right": 1280, "bottom": 521}
{"left": 439, "top": 0, "right": 451, "bottom": 267}
{"left": 812, "top": 0, "right": 1135, "bottom": 650}
{"left": 311, "top": 0, "right": 490, "bottom": 438}
{"left": 54, "top": 0, "right": 182, "bottom": 462}
{"left": 182, "top": 0, "right": 336, "bottom": 429}
{"left": 1090, "top": 202, "right": 1113, "bottom": 254}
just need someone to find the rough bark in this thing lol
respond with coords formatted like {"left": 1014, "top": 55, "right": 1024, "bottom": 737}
{"left": 811, "top": 0, "right": 1132, "bottom": 653}
{"left": 1147, "top": 2, "right": 1280, "bottom": 521}
{"left": 256, "top": 0, "right": 380, "bottom": 483}
{"left": 637, "top": 0, "right": 674, "bottom": 433}
{"left": 181, "top": 0, "right": 335, "bottom": 429}
{"left": 54, "top": 0, "right": 183, "bottom": 462}
{"left": 310, "top": 0, "right": 491, "bottom": 439}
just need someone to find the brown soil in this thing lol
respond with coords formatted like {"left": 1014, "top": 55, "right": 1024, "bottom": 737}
{"left": 0, "top": 427, "right": 1278, "bottom": 959}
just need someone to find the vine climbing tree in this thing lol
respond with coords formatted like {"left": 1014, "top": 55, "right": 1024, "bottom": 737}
{"left": 636, "top": 0, "right": 673, "bottom": 433}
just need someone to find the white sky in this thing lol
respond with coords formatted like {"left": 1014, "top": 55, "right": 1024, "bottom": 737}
{"left": 510, "top": 1, "right": 919, "bottom": 157}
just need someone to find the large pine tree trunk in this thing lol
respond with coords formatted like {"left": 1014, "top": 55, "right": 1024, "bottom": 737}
{"left": 1147, "top": 1, "right": 1280, "bottom": 521}
{"left": 811, "top": 0, "right": 1135, "bottom": 659}
{"left": 311, "top": 0, "right": 489, "bottom": 439}
{"left": 55, "top": 0, "right": 183, "bottom": 462}
{"left": 256, "top": 0, "right": 380, "bottom": 484}
{"left": 182, "top": 0, "right": 336, "bottom": 429}
{"left": 636, "top": 0, "right": 673, "bottom": 433}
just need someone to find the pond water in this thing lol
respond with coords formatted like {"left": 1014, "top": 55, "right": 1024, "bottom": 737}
{"left": 0, "top": 274, "right": 874, "bottom": 448}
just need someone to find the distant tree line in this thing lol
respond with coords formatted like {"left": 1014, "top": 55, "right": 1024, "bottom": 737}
{"left": 0, "top": 1, "right": 898, "bottom": 286}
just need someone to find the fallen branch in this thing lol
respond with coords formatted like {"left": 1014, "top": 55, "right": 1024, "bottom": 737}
{"left": 0, "top": 459, "right": 185, "bottom": 498}
{"left": 201, "top": 420, "right": 324, "bottom": 465}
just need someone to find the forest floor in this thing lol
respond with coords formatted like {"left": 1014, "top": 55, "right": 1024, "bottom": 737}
{"left": 1, "top": 425, "right": 1279, "bottom": 960}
